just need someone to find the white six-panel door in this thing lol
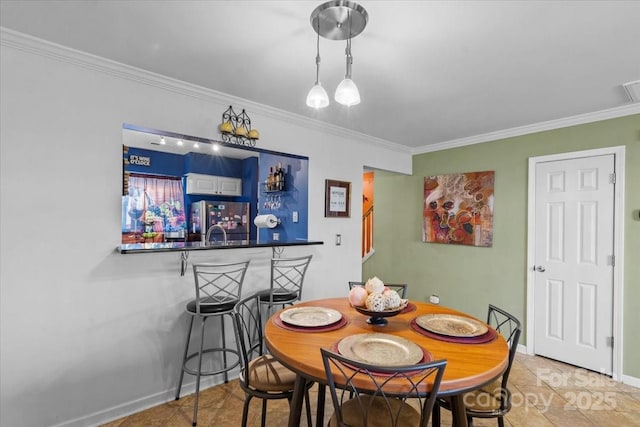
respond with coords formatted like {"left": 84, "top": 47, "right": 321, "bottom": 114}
{"left": 533, "top": 154, "right": 615, "bottom": 374}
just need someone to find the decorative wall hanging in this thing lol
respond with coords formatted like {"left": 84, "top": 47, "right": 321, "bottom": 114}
{"left": 325, "top": 179, "right": 351, "bottom": 218}
{"left": 219, "top": 105, "right": 259, "bottom": 147}
{"left": 422, "top": 171, "right": 494, "bottom": 247}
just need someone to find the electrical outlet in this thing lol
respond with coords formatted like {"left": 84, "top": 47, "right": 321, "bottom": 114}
{"left": 292, "top": 211, "right": 298, "bottom": 223}
{"left": 273, "top": 232, "right": 279, "bottom": 241}
{"left": 429, "top": 295, "right": 440, "bottom": 304}
{"left": 335, "top": 234, "right": 341, "bottom": 246}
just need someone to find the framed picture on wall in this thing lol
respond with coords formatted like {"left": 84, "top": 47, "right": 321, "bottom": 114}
{"left": 422, "top": 170, "right": 495, "bottom": 247}
{"left": 325, "top": 179, "right": 351, "bottom": 218}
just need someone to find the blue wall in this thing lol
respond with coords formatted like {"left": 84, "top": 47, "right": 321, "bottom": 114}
{"left": 123, "top": 146, "right": 308, "bottom": 242}
{"left": 124, "top": 147, "right": 184, "bottom": 176}
{"left": 257, "top": 153, "right": 309, "bottom": 242}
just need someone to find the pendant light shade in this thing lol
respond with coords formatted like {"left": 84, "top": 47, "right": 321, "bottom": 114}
{"left": 308, "top": 1, "right": 368, "bottom": 108}
{"left": 306, "top": 83, "right": 330, "bottom": 108}
{"left": 334, "top": 78, "right": 360, "bottom": 106}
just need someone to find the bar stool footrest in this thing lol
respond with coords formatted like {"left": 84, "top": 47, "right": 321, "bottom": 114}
{"left": 182, "top": 348, "right": 240, "bottom": 376}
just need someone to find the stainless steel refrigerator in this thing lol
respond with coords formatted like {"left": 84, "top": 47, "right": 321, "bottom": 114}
{"left": 190, "top": 200, "right": 250, "bottom": 242}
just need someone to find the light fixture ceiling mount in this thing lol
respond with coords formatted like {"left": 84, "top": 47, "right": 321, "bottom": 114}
{"left": 306, "top": 1, "right": 368, "bottom": 108}
{"left": 310, "top": 0, "right": 368, "bottom": 41}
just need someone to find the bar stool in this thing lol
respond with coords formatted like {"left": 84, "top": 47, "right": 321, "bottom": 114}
{"left": 258, "top": 255, "right": 312, "bottom": 317}
{"left": 175, "top": 260, "right": 250, "bottom": 426}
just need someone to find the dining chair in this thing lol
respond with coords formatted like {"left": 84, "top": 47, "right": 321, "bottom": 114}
{"left": 233, "top": 292, "right": 313, "bottom": 427}
{"left": 432, "top": 304, "right": 522, "bottom": 427}
{"left": 258, "top": 255, "right": 313, "bottom": 317}
{"left": 348, "top": 281, "right": 408, "bottom": 298}
{"left": 175, "top": 260, "right": 250, "bottom": 427}
{"left": 321, "top": 348, "right": 447, "bottom": 427}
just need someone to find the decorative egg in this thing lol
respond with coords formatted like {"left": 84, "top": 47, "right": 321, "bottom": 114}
{"left": 365, "top": 276, "right": 385, "bottom": 294}
{"left": 382, "top": 289, "right": 402, "bottom": 309}
{"left": 348, "top": 286, "right": 368, "bottom": 307}
{"left": 365, "top": 293, "right": 386, "bottom": 312}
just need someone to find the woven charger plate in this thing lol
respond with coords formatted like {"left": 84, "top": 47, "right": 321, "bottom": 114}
{"left": 415, "top": 313, "right": 488, "bottom": 337}
{"left": 337, "top": 333, "right": 423, "bottom": 366}
{"left": 280, "top": 306, "right": 342, "bottom": 327}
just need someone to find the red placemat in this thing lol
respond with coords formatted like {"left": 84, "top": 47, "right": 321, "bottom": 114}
{"left": 329, "top": 339, "right": 432, "bottom": 377}
{"left": 410, "top": 318, "right": 498, "bottom": 344}
{"left": 273, "top": 312, "right": 349, "bottom": 332}
{"left": 400, "top": 302, "right": 417, "bottom": 314}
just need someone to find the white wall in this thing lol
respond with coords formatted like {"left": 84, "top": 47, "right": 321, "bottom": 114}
{"left": 0, "top": 30, "right": 412, "bottom": 427}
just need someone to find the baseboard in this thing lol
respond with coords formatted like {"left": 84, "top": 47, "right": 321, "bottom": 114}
{"left": 362, "top": 248, "right": 375, "bottom": 263}
{"left": 49, "top": 374, "right": 236, "bottom": 427}
{"left": 517, "top": 343, "right": 527, "bottom": 354}
{"left": 621, "top": 374, "right": 640, "bottom": 388}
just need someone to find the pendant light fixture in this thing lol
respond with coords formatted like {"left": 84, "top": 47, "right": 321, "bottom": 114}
{"left": 334, "top": 10, "right": 360, "bottom": 106}
{"left": 306, "top": 18, "right": 330, "bottom": 109}
{"left": 308, "top": 1, "right": 368, "bottom": 108}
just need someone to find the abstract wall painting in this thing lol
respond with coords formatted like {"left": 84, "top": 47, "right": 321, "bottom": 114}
{"left": 422, "top": 171, "right": 494, "bottom": 247}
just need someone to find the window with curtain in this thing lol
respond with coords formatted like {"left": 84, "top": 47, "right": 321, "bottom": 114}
{"left": 122, "top": 174, "right": 186, "bottom": 238}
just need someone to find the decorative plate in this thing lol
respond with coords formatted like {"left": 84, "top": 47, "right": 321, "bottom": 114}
{"left": 337, "top": 333, "right": 424, "bottom": 366}
{"left": 279, "top": 306, "right": 342, "bottom": 327}
{"left": 415, "top": 314, "right": 489, "bottom": 337}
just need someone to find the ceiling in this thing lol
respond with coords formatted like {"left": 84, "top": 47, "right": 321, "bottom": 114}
{"left": 2, "top": 1, "right": 639, "bottom": 151}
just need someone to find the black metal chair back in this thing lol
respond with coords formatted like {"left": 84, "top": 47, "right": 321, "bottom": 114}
{"left": 233, "top": 292, "right": 312, "bottom": 427}
{"left": 321, "top": 348, "right": 447, "bottom": 427}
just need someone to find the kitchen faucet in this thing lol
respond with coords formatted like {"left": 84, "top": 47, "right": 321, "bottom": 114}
{"left": 205, "top": 224, "right": 227, "bottom": 244}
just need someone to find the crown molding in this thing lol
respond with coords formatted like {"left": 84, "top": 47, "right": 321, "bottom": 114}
{"left": 0, "top": 27, "right": 410, "bottom": 154}
{"left": 4, "top": 27, "right": 635, "bottom": 157}
{"left": 412, "top": 104, "right": 640, "bottom": 155}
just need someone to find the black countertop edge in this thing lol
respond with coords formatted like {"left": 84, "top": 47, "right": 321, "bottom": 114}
{"left": 117, "top": 240, "right": 324, "bottom": 254}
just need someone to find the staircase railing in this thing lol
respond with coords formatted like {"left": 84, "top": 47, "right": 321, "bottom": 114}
{"left": 362, "top": 205, "right": 374, "bottom": 258}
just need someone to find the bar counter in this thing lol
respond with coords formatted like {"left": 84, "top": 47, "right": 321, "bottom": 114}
{"left": 117, "top": 239, "right": 323, "bottom": 254}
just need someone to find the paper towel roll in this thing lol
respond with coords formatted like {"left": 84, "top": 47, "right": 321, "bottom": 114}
{"left": 254, "top": 214, "right": 279, "bottom": 228}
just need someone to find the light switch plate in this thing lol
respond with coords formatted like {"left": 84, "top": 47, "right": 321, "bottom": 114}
{"left": 335, "top": 234, "right": 341, "bottom": 245}
{"left": 292, "top": 211, "right": 298, "bottom": 223}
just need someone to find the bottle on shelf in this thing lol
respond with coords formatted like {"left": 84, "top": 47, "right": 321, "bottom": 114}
{"left": 277, "top": 163, "right": 284, "bottom": 191}
{"left": 275, "top": 163, "right": 281, "bottom": 191}
{"left": 268, "top": 167, "right": 274, "bottom": 191}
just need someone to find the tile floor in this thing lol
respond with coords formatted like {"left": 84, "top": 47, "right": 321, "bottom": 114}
{"left": 102, "top": 353, "right": 640, "bottom": 426}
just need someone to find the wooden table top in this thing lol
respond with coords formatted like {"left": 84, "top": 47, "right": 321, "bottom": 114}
{"left": 265, "top": 297, "right": 509, "bottom": 395}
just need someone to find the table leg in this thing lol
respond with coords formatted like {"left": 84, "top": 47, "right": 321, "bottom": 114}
{"left": 288, "top": 375, "right": 307, "bottom": 427}
{"left": 450, "top": 394, "right": 468, "bottom": 427}
{"left": 315, "top": 383, "right": 326, "bottom": 427}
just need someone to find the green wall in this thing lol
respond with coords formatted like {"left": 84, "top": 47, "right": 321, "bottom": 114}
{"left": 363, "top": 114, "right": 640, "bottom": 378}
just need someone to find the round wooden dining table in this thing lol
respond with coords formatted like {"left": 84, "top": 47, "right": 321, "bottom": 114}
{"left": 265, "top": 297, "right": 509, "bottom": 427}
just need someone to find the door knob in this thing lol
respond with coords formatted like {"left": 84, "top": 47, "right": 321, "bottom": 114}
{"left": 535, "top": 265, "right": 546, "bottom": 272}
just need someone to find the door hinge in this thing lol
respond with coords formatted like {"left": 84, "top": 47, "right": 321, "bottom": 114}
{"left": 609, "top": 173, "right": 616, "bottom": 184}
{"left": 606, "top": 336, "right": 614, "bottom": 348}
{"left": 608, "top": 255, "right": 615, "bottom": 267}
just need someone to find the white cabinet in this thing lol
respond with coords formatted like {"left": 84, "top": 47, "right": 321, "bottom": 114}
{"left": 186, "top": 173, "right": 242, "bottom": 196}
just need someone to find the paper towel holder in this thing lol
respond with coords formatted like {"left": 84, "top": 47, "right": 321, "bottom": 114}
{"left": 254, "top": 214, "right": 281, "bottom": 228}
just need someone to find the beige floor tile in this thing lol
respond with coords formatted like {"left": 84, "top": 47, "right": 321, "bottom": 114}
{"left": 609, "top": 392, "right": 640, "bottom": 413}
{"left": 512, "top": 383, "right": 567, "bottom": 409}
{"left": 579, "top": 409, "right": 640, "bottom": 427}
{"left": 505, "top": 403, "right": 555, "bottom": 427}
{"left": 539, "top": 405, "right": 595, "bottom": 427}
{"left": 101, "top": 357, "right": 639, "bottom": 427}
